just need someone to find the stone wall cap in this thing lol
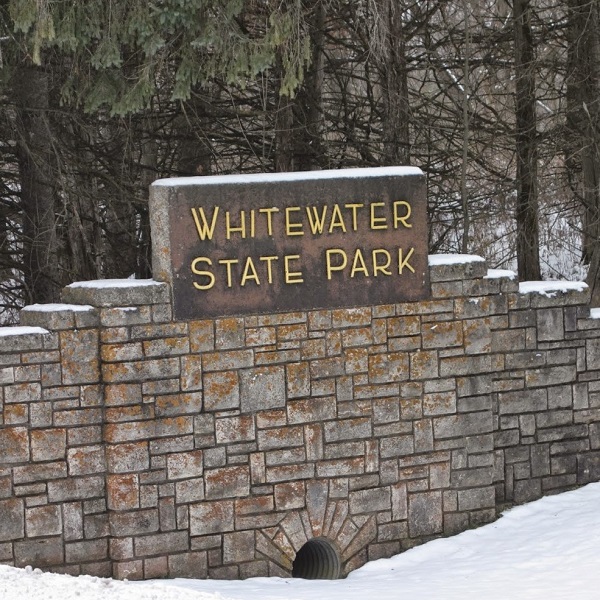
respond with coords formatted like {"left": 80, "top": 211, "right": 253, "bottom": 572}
{"left": 152, "top": 166, "right": 424, "bottom": 188}
{"left": 66, "top": 279, "right": 164, "bottom": 290}
{"left": 22, "top": 303, "right": 95, "bottom": 312}
{"left": 519, "top": 280, "right": 588, "bottom": 296}
{"left": 0, "top": 325, "right": 50, "bottom": 337}
{"left": 62, "top": 279, "right": 170, "bottom": 307}
{"left": 485, "top": 269, "right": 516, "bottom": 280}
{"left": 428, "top": 254, "right": 486, "bottom": 266}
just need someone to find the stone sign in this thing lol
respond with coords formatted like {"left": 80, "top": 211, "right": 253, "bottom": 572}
{"left": 150, "top": 167, "right": 430, "bottom": 319}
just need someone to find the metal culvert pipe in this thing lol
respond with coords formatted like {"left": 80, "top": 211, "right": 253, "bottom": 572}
{"left": 292, "top": 537, "right": 341, "bottom": 580}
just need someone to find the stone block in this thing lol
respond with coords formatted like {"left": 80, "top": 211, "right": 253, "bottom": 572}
{"left": 169, "top": 551, "right": 208, "bottom": 579}
{"left": 215, "top": 415, "right": 255, "bottom": 444}
{"left": 60, "top": 330, "right": 100, "bottom": 385}
{"left": 0, "top": 498, "right": 24, "bottom": 541}
{"left": 202, "top": 350, "right": 254, "bottom": 372}
{"left": 65, "top": 539, "right": 108, "bottom": 564}
{"left": 134, "top": 531, "right": 189, "bottom": 557}
{"left": 109, "top": 510, "right": 159, "bottom": 537}
{"left": 26, "top": 505, "right": 62, "bottom": 537}
{"left": 63, "top": 280, "right": 169, "bottom": 307}
{"left": 190, "top": 500, "right": 234, "bottom": 536}
{"left": 107, "top": 474, "right": 139, "bottom": 510}
{"left": 67, "top": 445, "right": 105, "bottom": 475}
{"left": 349, "top": 487, "right": 391, "bottom": 514}
{"left": 433, "top": 412, "right": 493, "bottom": 439}
{"left": 167, "top": 450, "right": 203, "bottom": 480}
{"left": 181, "top": 355, "right": 203, "bottom": 392}
{"left": 410, "top": 350, "right": 438, "bottom": 380}
{"left": 286, "top": 362, "right": 310, "bottom": 398}
{"left": 204, "top": 466, "right": 250, "bottom": 499}
{"left": 324, "top": 418, "right": 371, "bottom": 443}
{"left": 223, "top": 531, "right": 255, "bottom": 564}
{"left": 239, "top": 366, "right": 285, "bottom": 413}
{"left": 4, "top": 382, "right": 41, "bottom": 404}
{"left": 14, "top": 538, "right": 64, "bottom": 568}
{"left": 0, "top": 427, "right": 29, "bottom": 463}
{"left": 408, "top": 491, "right": 443, "bottom": 537}
{"left": 203, "top": 371, "right": 240, "bottom": 411}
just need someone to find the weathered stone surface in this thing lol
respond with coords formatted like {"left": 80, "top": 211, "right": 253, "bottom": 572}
{"left": 240, "top": 366, "right": 285, "bottom": 413}
{"left": 26, "top": 505, "right": 62, "bottom": 537}
{"left": 0, "top": 427, "right": 29, "bottom": 463}
{"left": 203, "top": 371, "right": 240, "bottom": 411}
{"left": 190, "top": 501, "right": 234, "bottom": 536}
{"left": 408, "top": 491, "right": 443, "bottom": 537}
{"left": 0, "top": 499, "right": 24, "bottom": 541}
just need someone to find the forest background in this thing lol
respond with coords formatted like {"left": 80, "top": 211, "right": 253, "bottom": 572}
{"left": 1, "top": 0, "right": 599, "bottom": 324}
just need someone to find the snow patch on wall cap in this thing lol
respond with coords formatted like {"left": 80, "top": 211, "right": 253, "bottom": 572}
{"left": 519, "top": 280, "right": 588, "bottom": 296}
{"left": 0, "top": 326, "right": 50, "bottom": 337}
{"left": 22, "top": 303, "right": 95, "bottom": 312}
{"left": 590, "top": 308, "right": 600, "bottom": 319}
{"left": 428, "top": 254, "right": 485, "bottom": 266}
{"left": 152, "top": 166, "right": 423, "bottom": 187}
{"left": 66, "top": 279, "right": 162, "bottom": 289}
{"left": 485, "top": 269, "right": 517, "bottom": 280}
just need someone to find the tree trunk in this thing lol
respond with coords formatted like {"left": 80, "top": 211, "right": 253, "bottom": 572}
{"left": 373, "top": 0, "right": 411, "bottom": 166}
{"left": 13, "top": 65, "right": 61, "bottom": 304}
{"left": 565, "top": 0, "right": 600, "bottom": 302}
{"left": 292, "top": 0, "right": 326, "bottom": 171}
{"left": 513, "top": 0, "right": 541, "bottom": 281}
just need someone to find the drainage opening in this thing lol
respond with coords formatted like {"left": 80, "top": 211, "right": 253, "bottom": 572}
{"left": 292, "top": 537, "right": 341, "bottom": 580}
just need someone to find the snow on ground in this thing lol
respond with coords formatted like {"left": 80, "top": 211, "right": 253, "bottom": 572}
{"left": 3, "top": 482, "right": 600, "bottom": 600}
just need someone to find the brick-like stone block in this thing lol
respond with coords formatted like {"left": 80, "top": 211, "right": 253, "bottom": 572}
{"left": 68, "top": 445, "right": 105, "bottom": 475}
{"left": 26, "top": 505, "right": 62, "bottom": 537}
{"left": 204, "top": 466, "right": 250, "bottom": 499}
{"left": 0, "top": 427, "right": 29, "bottom": 463}
{"left": 286, "top": 362, "right": 310, "bottom": 398}
{"left": 190, "top": 501, "right": 234, "bottom": 535}
{"left": 107, "top": 475, "right": 139, "bottom": 510}
{"left": 433, "top": 412, "right": 493, "bottom": 439}
{"left": 30, "top": 429, "right": 66, "bottom": 462}
{"left": 60, "top": 330, "right": 100, "bottom": 385}
{"left": 181, "top": 355, "right": 203, "bottom": 391}
{"left": 167, "top": 451, "right": 203, "bottom": 480}
{"left": 324, "top": 418, "right": 371, "bottom": 442}
{"left": 0, "top": 498, "right": 24, "bottom": 541}
{"left": 106, "top": 442, "right": 149, "bottom": 474}
{"left": 223, "top": 531, "right": 255, "bottom": 564}
{"left": 134, "top": 531, "right": 188, "bottom": 557}
{"left": 203, "top": 371, "right": 240, "bottom": 411}
{"left": 240, "top": 366, "right": 286, "bottom": 413}
{"left": 215, "top": 415, "right": 255, "bottom": 444}
{"left": 5, "top": 382, "right": 41, "bottom": 404}
{"left": 408, "top": 491, "right": 443, "bottom": 537}
{"left": 189, "top": 320, "right": 215, "bottom": 352}
{"left": 14, "top": 538, "right": 64, "bottom": 568}
{"left": 368, "top": 352, "right": 409, "bottom": 384}
{"left": 349, "top": 487, "right": 391, "bottom": 514}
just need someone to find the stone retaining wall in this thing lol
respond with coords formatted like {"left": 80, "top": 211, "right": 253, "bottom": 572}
{"left": 1, "top": 256, "right": 599, "bottom": 580}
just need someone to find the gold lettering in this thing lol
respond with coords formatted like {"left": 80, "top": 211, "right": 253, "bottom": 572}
{"left": 306, "top": 205, "right": 328, "bottom": 235}
{"left": 241, "top": 256, "right": 260, "bottom": 286}
{"left": 398, "top": 247, "right": 415, "bottom": 274}
{"left": 344, "top": 203, "right": 364, "bottom": 231}
{"left": 285, "top": 207, "right": 304, "bottom": 236}
{"left": 372, "top": 249, "right": 392, "bottom": 276}
{"left": 191, "top": 257, "right": 216, "bottom": 290}
{"left": 250, "top": 209, "right": 256, "bottom": 238}
{"left": 393, "top": 201, "right": 412, "bottom": 228}
{"left": 218, "top": 258, "right": 239, "bottom": 287}
{"left": 259, "top": 256, "right": 279, "bottom": 284}
{"left": 225, "top": 210, "right": 246, "bottom": 240}
{"left": 370, "top": 202, "right": 388, "bottom": 230}
{"left": 328, "top": 204, "right": 347, "bottom": 233}
{"left": 259, "top": 207, "right": 280, "bottom": 236}
{"left": 325, "top": 248, "right": 347, "bottom": 279}
{"left": 191, "top": 207, "right": 220, "bottom": 241}
{"left": 350, "top": 248, "right": 370, "bottom": 278}
{"left": 284, "top": 254, "right": 304, "bottom": 284}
